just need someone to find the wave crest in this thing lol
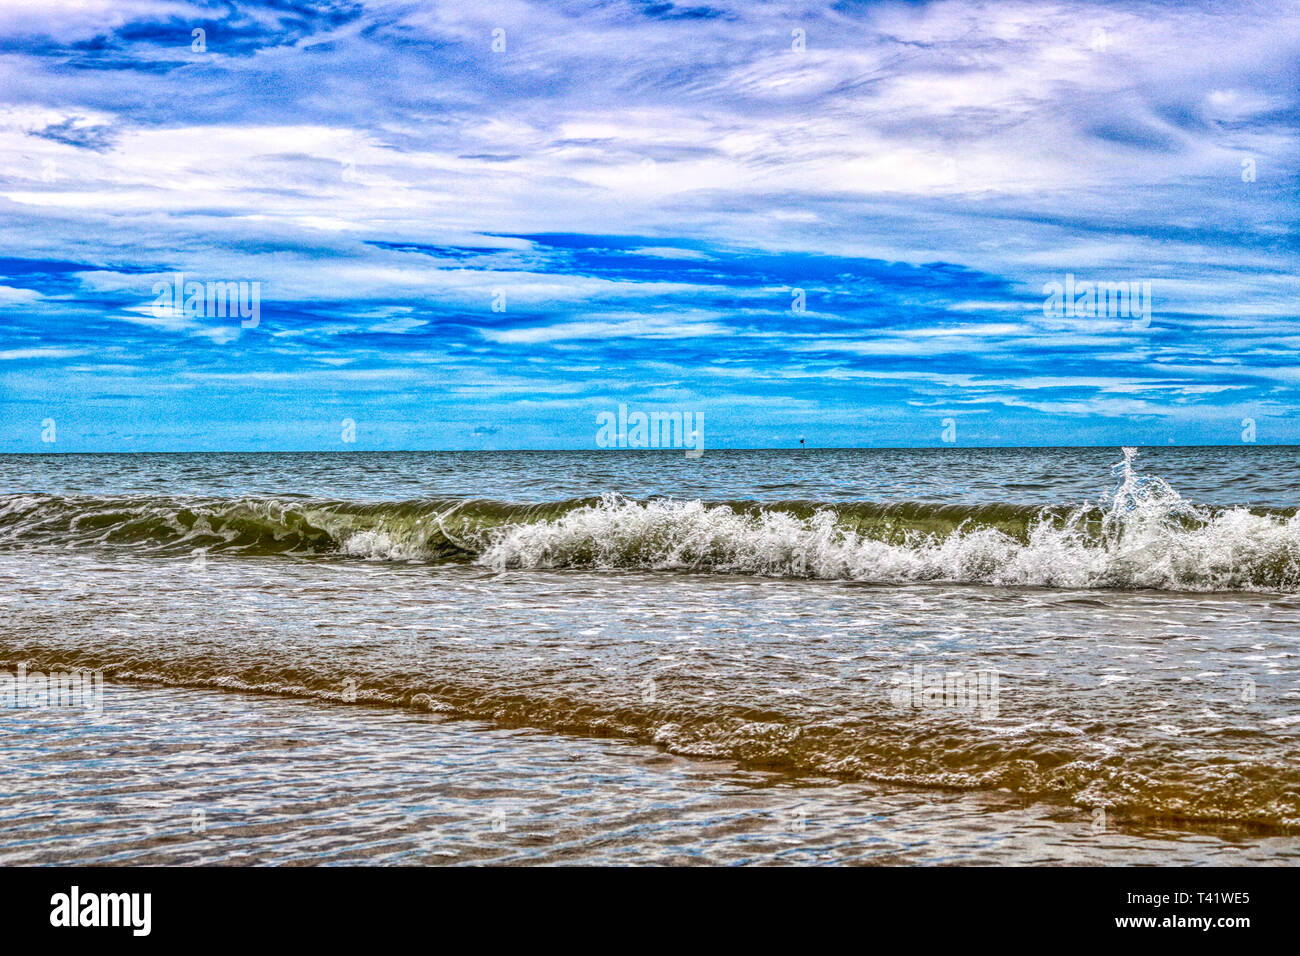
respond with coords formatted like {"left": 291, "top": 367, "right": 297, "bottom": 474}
{"left": 481, "top": 451, "right": 1300, "bottom": 590}
{"left": 5, "top": 450, "right": 1299, "bottom": 591}
{"left": 479, "top": 493, "right": 1300, "bottom": 590}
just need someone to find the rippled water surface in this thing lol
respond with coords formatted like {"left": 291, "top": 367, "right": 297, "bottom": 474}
{"left": 2, "top": 448, "right": 1299, "bottom": 864}
{"left": 4, "top": 445, "right": 1299, "bottom": 505}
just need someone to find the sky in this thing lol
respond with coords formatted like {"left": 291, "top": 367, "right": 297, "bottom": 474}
{"left": 0, "top": 0, "right": 1297, "bottom": 451}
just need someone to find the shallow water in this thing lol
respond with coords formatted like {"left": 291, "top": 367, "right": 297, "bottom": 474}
{"left": 2, "top": 682, "right": 1295, "bottom": 866}
{"left": 2, "top": 447, "right": 1299, "bottom": 863}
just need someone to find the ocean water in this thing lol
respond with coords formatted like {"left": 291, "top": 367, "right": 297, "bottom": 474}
{"left": 2, "top": 446, "right": 1299, "bottom": 865}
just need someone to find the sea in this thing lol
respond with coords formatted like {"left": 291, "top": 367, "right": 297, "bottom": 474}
{"left": 1, "top": 446, "right": 1298, "bottom": 864}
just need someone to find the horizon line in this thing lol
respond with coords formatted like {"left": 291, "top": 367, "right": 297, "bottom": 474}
{"left": 3, "top": 443, "right": 1295, "bottom": 455}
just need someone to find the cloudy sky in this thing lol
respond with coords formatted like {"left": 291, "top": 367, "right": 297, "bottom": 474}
{"left": 0, "top": 0, "right": 1297, "bottom": 451}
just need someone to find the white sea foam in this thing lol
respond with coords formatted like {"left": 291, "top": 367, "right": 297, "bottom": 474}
{"left": 476, "top": 450, "right": 1300, "bottom": 591}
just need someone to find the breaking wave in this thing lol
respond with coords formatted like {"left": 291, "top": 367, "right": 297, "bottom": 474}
{"left": 5, "top": 448, "right": 1300, "bottom": 591}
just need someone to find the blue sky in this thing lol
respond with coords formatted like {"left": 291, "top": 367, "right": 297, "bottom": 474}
{"left": 0, "top": 0, "right": 1297, "bottom": 451}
